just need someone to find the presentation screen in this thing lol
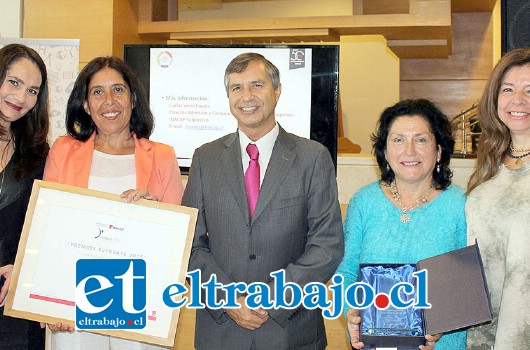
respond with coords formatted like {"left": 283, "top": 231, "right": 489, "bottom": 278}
{"left": 124, "top": 45, "right": 339, "bottom": 172}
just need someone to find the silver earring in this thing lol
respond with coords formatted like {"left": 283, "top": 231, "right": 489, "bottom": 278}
{"left": 386, "top": 163, "right": 390, "bottom": 171}
{"left": 436, "top": 163, "right": 440, "bottom": 173}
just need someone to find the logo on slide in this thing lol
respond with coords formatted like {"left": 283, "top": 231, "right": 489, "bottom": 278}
{"left": 157, "top": 51, "right": 173, "bottom": 68}
{"left": 76, "top": 259, "right": 147, "bottom": 330}
{"left": 289, "top": 48, "right": 305, "bottom": 70}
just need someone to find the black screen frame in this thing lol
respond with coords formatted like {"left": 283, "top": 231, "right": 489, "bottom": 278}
{"left": 123, "top": 44, "right": 339, "bottom": 173}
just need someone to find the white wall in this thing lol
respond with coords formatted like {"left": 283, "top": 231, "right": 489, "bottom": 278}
{"left": 0, "top": 0, "right": 22, "bottom": 38}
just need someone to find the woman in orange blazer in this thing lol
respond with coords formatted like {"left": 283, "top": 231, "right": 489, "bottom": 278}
{"left": 44, "top": 132, "right": 183, "bottom": 204}
{"left": 43, "top": 56, "right": 183, "bottom": 350}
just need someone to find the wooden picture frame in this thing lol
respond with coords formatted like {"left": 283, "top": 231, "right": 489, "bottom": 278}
{"left": 4, "top": 180, "right": 197, "bottom": 347}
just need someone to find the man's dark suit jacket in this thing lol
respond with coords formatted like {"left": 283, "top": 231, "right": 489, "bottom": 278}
{"left": 183, "top": 126, "right": 344, "bottom": 350}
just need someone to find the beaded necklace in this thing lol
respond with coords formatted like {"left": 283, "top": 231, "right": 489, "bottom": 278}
{"left": 510, "top": 141, "right": 530, "bottom": 153}
{"left": 390, "top": 180, "right": 434, "bottom": 223}
{"left": 507, "top": 145, "right": 530, "bottom": 169}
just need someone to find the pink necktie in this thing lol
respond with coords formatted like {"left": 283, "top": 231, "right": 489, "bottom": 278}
{"left": 244, "top": 143, "right": 260, "bottom": 217}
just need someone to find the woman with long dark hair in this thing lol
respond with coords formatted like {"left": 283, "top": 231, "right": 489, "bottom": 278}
{"left": 0, "top": 43, "right": 50, "bottom": 350}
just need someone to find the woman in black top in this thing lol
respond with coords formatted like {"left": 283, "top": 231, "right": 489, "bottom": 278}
{"left": 0, "top": 43, "right": 50, "bottom": 350}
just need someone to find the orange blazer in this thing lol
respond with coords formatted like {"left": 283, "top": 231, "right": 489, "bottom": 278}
{"left": 44, "top": 133, "right": 183, "bottom": 205}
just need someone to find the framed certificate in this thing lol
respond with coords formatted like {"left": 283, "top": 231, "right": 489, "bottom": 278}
{"left": 4, "top": 180, "right": 198, "bottom": 347}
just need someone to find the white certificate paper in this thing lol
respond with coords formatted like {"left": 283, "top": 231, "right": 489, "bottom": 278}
{"left": 4, "top": 181, "right": 197, "bottom": 347}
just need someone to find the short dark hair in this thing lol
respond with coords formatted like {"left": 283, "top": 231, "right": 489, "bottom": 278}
{"left": 66, "top": 56, "right": 153, "bottom": 141}
{"left": 224, "top": 52, "right": 280, "bottom": 95}
{"left": 371, "top": 99, "right": 455, "bottom": 190}
{"left": 0, "top": 44, "right": 49, "bottom": 178}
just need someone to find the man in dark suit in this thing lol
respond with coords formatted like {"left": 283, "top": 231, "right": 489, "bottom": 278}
{"left": 183, "top": 52, "right": 344, "bottom": 350}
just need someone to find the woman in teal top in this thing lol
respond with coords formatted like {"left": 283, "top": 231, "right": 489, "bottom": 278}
{"left": 336, "top": 99, "right": 467, "bottom": 350}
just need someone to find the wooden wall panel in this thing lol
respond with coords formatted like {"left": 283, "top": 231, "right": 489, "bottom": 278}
{"left": 400, "top": 12, "right": 493, "bottom": 80}
{"left": 400, "top": 12, "right": 493, "bottom": 118}
{"left": 400, "top": 80, "right": 484, "bottom": 120}
{"left": 172, "top": 300, "right": 195, "bottom": 349}
{"left": 452, "top": 0, "right": 496, "bottom": 13}
{"left": 362, "top": 0, "right": 409, "bottom": 15}
{"left": 325, "top": 316, "right": 350, "bottom": 349}
{"left": 113, "top": 0, "right": 160, "bottom": 58}
{"left": 23, "top": 0, "right": 114, "bottom": 66}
